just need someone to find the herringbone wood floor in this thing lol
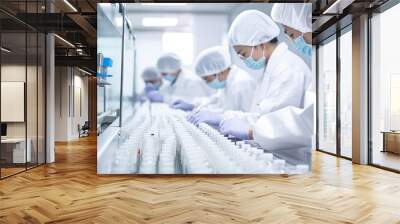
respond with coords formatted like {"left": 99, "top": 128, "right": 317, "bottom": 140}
{"left": 1, "top": 136, "right": 400, "bottom": 224}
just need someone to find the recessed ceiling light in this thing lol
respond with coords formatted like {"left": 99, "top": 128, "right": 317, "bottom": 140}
{"left": 63, "top": 0, "right": 78, "bottom": 12}
{"left": 78, "top": 67, "right": 92, "bottom": 76}
{"left": 1, "top": 47, "right": 11, "bottom": 53}
{"left": 141, "top": 3, "right": 187, "bottom": 6}
{"left": 54, "top": 34, "right": 75, "bottom": 48}
{"left": 142, "top": 17, "right": 178, "bottom": 27}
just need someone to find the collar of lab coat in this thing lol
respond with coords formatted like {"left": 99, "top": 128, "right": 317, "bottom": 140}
{"left": 265, "top": 42, "right": 288, "bottom": 75}
{"left": 170, "top": 69, "right": 187, "bottom": 86}
{"left": 249, "top": 42, "right": 288, "bottom": 113}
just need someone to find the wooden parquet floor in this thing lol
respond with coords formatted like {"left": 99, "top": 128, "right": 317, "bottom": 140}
{"left": 1, "top": 136, "right": 400, "bottom": 224}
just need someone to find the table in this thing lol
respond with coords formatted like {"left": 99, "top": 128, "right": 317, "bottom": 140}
{"left": 381, "top": 131, "right": 400, "bottom": 154}
{"left": 1, "top": 138, "right": 31, "bottom": 164}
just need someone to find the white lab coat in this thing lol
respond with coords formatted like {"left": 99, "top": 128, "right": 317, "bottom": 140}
{"left": 252, "top": 91, "right": 314, "bottom": 150}
{"left": 159, "top": 69, "right": 211, "bottom": 104}
{"left": 250, "top": 42, "right": 310, "bottom": 116}
{"left": 223, "top": 42, "right": 312, "bottom": 149}
{"left": 194, "top": 65, "right": 256, "bottom": 112}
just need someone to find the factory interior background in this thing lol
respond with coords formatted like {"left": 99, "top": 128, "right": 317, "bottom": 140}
{"left": 97, "top": 3, "right": 314, "bottom": 175}
{"left": 0, "top": 0, "right": 400, "bottom": 223}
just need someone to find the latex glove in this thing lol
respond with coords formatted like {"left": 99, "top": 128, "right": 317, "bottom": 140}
{"left": 171, "top": 99, "right": 194, "bottom": 111}
{"left": 144, "top": 84, "right": 158, "bottom": 94}
{"left": 146, "top": 90, "right": 164, "bottom": 103}
{"left": 139, "top": 95, "right": 146, "bottom": 103}
{"left": 187, "top": 110, "right": 221, "bottom": 127}
{"left": 219, "top": 118, "right": 250, "bottom": 140}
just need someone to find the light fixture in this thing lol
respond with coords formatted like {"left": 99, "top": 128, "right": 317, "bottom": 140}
{"left": 141, "top": 3, "right": 187, "bottom": 6}
{"left": 142, "top": 17, "right": 178, "bottom": 27}
{"left": 1, "top": 47, "right": 11, "bottom": 53}
{"left": 54, "top": 34, "right": 75, "bottom": 48}
{"left": 322, "top": 0, "right": 354, "bottom": 15}
{"left": 63, "top": 0, "right": 78, "bottom": 12}
{"left": 78, "top": 67, "right": 92, "bottom": 76}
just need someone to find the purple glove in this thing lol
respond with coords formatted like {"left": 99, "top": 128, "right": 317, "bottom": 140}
{"left": 144, "top": 84, "right": 158, "bottom": 93}
{"left": 187, "top": 110, "right": 221, "bottom": 127}
{"left": 219, "top": 118, "right": 250, "bottom": 140}
{"left": 171, "top": 100, "right": 194, "bottom": 111}
{"left": 146, "top": 90, "right": 164, "bottom": 103}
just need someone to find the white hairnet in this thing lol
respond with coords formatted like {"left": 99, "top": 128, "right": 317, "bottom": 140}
{"left": 141, "top": 66, "right": 161, "bottom": 81}
{"left": 195, "top": 46, "right": 231, "bottom": 77}
{"left": 271, "top": 3, "right": 312, "bottom": 33}
{"left": 228, "top": 10, "right": 280, "bottom": 47}
{"left": 156, "top": 53, "right": 182, "bottom": 73}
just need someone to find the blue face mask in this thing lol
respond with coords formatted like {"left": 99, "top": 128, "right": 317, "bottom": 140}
{"left": 163, "top": 74, "right": 176, "bottom": 82}
{"left": 153, "top": 82, "right": 161, "bottom": 90}
{"left": 208, "top": 77, "right": 226, "bottom": 89}
{"left": 243, "top": 46, "right": 266, "bottom": 70}
{"left": 294, "top": 34, "right": 312, "bottom": 58}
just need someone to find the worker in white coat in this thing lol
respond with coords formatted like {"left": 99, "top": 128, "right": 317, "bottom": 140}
{"left": 140, "top": 66, "right": 164, "bottom": 102}
{"left": 177, "top": 46, "right": 255, "bottom": 127}
{"left": 147, "top": 52, "right": 210, "bottom": 104}
{"left": 271, "top": 3, "right": 312, "bottom": 59}
{"left": 219, "top": 10, "right": 312, "bottom": 149}
{"left": 252, "top": 3, "right": 315, "bottom": 149}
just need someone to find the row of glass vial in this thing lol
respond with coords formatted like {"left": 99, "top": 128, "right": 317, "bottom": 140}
{"left": 176, "top": 117, "right": 242, "bottom": 173}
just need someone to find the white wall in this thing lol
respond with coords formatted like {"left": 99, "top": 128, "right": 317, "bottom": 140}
{"left": 55, "top": 67, "right": 69, "bottom": 141}
{"left": 1, "top": 64, "right": 46, "bottom": 163}
{"left": 192, "top": 14, "right": 228, "bottom": 59}
{"left": 1, "top": 65, "right": 34, "bottom": 137}
{"left": 134, "top": 31, "right": 163, "bottom": 94}
{"left": 74, "top": 74, "right": 89, "bottom": 125}
{"left": 55, "top": 67, "right": 89, "bottom": 141}
{"left": 134, "top": 13, "right": 228, "bottom": 94}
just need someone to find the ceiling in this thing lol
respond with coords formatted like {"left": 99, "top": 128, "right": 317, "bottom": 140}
{"left": 311, "top": 0, "right": 391, "bottom": 43}
{"left": 125, "top": 3, "right": 240, "bottom": 14}
{"left": 125, "top": 3, "right": 249, "bottom": 31}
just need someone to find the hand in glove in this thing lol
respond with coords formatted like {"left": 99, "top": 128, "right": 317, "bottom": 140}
{"left": 146, "top": 90, "right": 164, "bottom": 103}
{"left": 144, "top": 84, "right": 158, "bottom": 93}
{"left": 171, "top": 99, "right": 194, "bottom": 111}
{"left": 219, "top": 118, "right": 251, "bottom": 140}
{"left": 187, "top": 109, "right": 222, "bottom": 127}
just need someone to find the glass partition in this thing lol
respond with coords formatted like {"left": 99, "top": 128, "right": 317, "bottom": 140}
{"left": 97, "top": 4, "right": 123, "bottom": 132}
{"left": 0, "top": 1, "right": 46, "bottom": 179}
{"left": 38, "top": 33, "right": 45, "bottom": 165}
{"left": 317, "top": 37, "right": 337, "bottom": 155}
{"left": 27, "top": 31, "right": 38, "bottom": 169}
{"left": 121, "top": 19, "right": 135, "bottom": 125}
{"left": 1, "top": 30, "right": 28, "bottom": 177}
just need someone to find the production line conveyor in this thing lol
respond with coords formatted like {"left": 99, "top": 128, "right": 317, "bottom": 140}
{"left": 109, "top": 103, "right": 310, "bottom": 174}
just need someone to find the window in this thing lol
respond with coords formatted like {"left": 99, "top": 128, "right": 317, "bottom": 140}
{"left": 371, "top": 3, "right": 400, "bottom": 171}
{"left": 339, "top": 29, "right": 352, "bottom": 158}
{"left": 162, "top": 32, "right": 193, "bottom": 66}
{"left": 390, "top": 74, "right": 400, "bottom": 130}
